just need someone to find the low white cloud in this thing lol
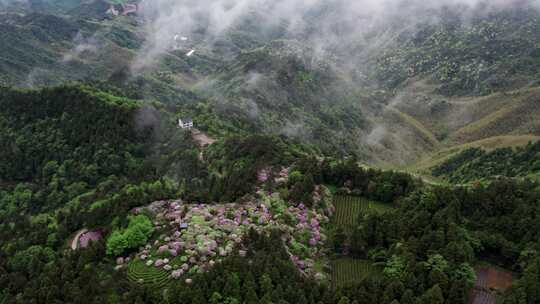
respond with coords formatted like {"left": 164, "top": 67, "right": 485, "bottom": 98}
{"left": 62, "top": 32, "right": 101, "bottom": 63}
{"left": 131, "top": 0, "right": 539, "bottom": 74}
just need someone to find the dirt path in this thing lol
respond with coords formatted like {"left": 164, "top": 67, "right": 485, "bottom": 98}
{"left": 192, "top": 129, "right": 216, "bottom": 147}
{"left": 70, "top": 228, "right": 88, "bottom": 250}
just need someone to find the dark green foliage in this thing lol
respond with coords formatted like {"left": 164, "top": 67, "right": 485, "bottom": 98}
{"left": 104, "top": 25, "right": 143, "bottom": 50}
{"left": 289, "top": 173, "right": 316, "bottom": 207}
{"left": 2, "top": 1, "right": 540, "bottom": 302}
{"left": 206, "top": 42, "right": 367, "bottom": 155}
{"left": 166, "top": 230, "right": 330, "bottom": 304}
{"left": 0, "top": 85, "right": 149, "bottom": 183}
{"left": 0, "top": 85, "right": 179, "bottom": 301}
{"left": 433, "top": 142, "right": 540, "bottom": 183}
{"left": 504, "top": 257, "right": 540, "bottom": 304}
{"left": 340, "top": 177, "right": 540, "bottom": 303}
{"left": 206, "top": 135, "right": 308, "bottom": 202}
{"left": 0, "top": 77, "right": 539, "bottom": 304}
{"left": 321, "top": 157, "right": 420, "bottom": 203}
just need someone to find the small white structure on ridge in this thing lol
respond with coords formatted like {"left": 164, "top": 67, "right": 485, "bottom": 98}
{"left": 174, "top": 35, "right": 188, "bottom": 41}
{"left": 178, "top": 118, "right": 193, "bottom": 129}
{"left": 106, "top": 5, "right": 119, "bottom": 16}
{"left": 186, "top": 49, "right": 195, "bottom": 57}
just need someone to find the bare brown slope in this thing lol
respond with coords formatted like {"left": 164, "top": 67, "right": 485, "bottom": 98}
{"left": 382, "top": 82, "right": 540, "bottom": 170}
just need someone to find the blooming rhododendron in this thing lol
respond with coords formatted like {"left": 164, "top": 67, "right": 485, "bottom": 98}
{"left": 128, "top": 185, "right": 333, "bottom": 281}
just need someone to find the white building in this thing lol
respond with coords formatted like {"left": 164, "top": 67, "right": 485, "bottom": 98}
{"left": 178, "top": 118, "right": 193, "bottom": 129}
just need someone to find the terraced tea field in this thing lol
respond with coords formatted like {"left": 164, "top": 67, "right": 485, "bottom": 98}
{"left": 333, "top": 196, "right": 393, "bottom": 227}
{"left": 469, "top": 290, "right": 497, "bottom": 304}
{"left": 469, "top": 266, "right": 513, "bottom": 304}
{"left": 331, "top": 258, "right": 381, "bottom": 288}
{"left": 127, "top": 260, "right": 171, "bottom": 288}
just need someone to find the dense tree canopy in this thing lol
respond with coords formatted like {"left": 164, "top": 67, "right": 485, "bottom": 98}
{"left": 1, "top": 85, "right": 540, "bottom": 303}
{"left": 433, "top": 142, "right": 540, "bottom": 183}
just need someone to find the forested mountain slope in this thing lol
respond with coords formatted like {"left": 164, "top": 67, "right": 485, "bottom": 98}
{"left": 372, "top": 6, "right": 540, "bottom": 96}
{"left": 0, "top": 84, "right": 539, "bottom": 303}
{"left": 2, "top": 1, "right": 540, "bottom": 166}
{"left": 1, "top": 2, "right": 540, "bottom": 302}
{"left": 432, "top": 141, "right": 540, "bottom": 183}
{"left": 0, "top": 85, "right": 153, "bottom": 182}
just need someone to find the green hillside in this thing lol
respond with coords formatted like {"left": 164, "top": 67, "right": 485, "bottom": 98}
{"left": 2, "top": 3, "right": 540, "bottom": 166}
{"left": 408, "top": 135, "right": 540, "bottom": 174}
{"left": 1, "top": 88, "right": 540, "bottom": 303}
{"left": 432, "top": 141, "right": 540, "bottom": 183}
{"left": 198, "top": 41, "right": 367, "bottom": 155}
{"left": 2, "top": 3, "right": 540, "bottom": 302}
{"left": 0, "top": 85, "right": 150, "bottom": 182}
{"left": 373, "top": 7, "right": 540, "bottom": 97}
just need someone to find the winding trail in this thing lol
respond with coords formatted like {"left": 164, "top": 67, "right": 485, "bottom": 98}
{"left": 70, "top": 228, "right": 88, "bottom": 250}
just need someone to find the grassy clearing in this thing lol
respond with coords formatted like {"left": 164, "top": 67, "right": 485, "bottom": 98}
{"left": 450, "top": 88, "right": 540, "bottom": 145}
{"left": 388, "top": 107, "right": 440, "bottom": 147}
{"left": 333, "top": 196, "right": 393, "bottom": 227}
{"left": 331, "top": 258, "right": 382, "bottom": 288}
{"left": 127, "top": 260, "right": 171, "bottom": 288}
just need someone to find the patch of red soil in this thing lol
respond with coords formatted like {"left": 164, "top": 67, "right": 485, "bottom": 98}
{"left": 468, "top": 266, "right": 513, "bottom": 304}
{"left": 475, "top": 266, "right": 513, "bottom": 291}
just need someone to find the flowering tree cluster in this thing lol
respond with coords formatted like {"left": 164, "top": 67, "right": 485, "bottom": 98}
{"left": 125, "top": 184, "right": 333, "bottom": 282}
{"left": 79, "top": 230, "right": 102, "bottom": 248}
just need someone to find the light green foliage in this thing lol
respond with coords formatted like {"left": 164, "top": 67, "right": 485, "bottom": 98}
{"left": 452, "top": 263, "right": 477, "bottom": 287}
{"left": 288, "top": 171, "right": 304, "bottom": 185}
{"left": 423, "top": 254, "right": 449, "bottom": 272}
{"left": 383, "top": 255, "right": 406, "bottom": 280}
{"left": 337, "top": 297, "right": 350, "bottom": 304}
{"left": 106, "top": 215, "right": 154, "bottom": 256}
{"left": 0, "top": 184, "right": 33, "bottom": 213}
{"left": 106, "top": 230, "right": 129, "bottom": 256}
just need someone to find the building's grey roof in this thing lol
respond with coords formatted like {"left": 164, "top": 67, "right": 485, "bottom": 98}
{"left": 180, "top": 118, "right": 193, "bottom": 124}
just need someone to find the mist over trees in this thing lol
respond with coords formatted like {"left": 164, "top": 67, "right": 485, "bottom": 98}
{"left": 1, "top": 0, "right": 540, "bottom": 303}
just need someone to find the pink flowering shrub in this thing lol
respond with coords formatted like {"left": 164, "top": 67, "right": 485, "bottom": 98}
{"left": 129, "top": 185, "right": 333, "bottom": 281}
{"left": 79, "top": 230, "right": 102, "bottom": 248}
